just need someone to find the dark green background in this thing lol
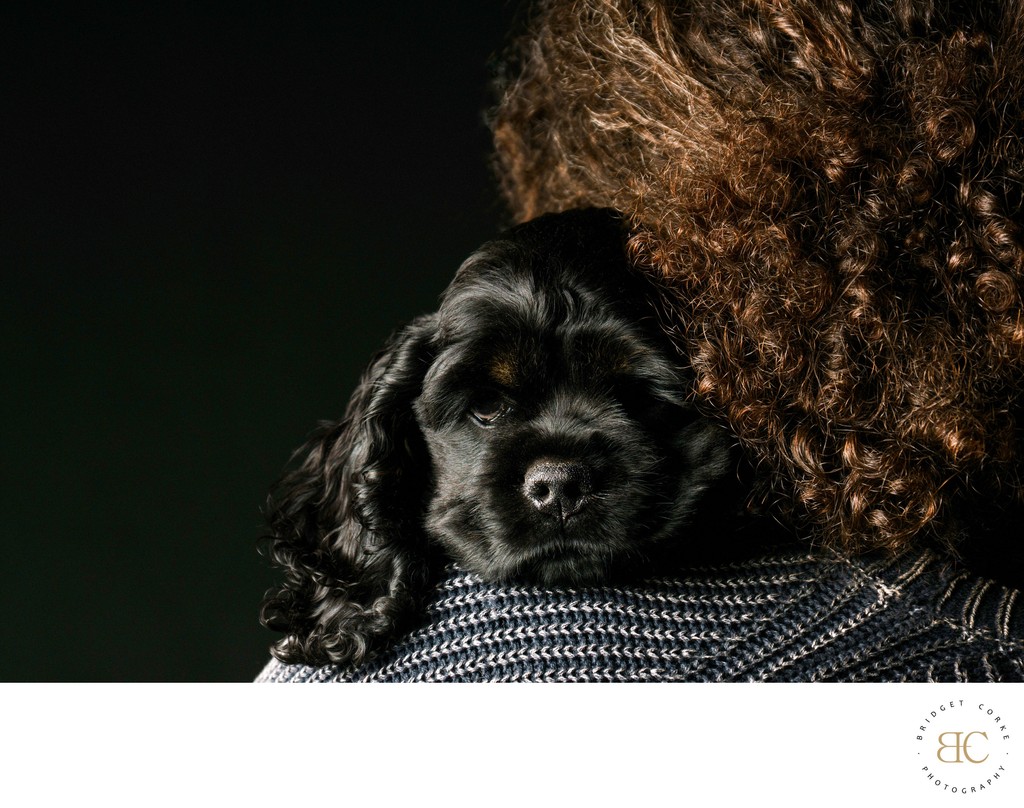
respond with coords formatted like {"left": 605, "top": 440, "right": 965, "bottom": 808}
{"left": 2, "top": 3, "right": 523, "bottom": 680}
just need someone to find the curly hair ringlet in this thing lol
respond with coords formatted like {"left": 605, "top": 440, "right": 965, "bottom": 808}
{"left": 489, "top": 0, "right": 1024, "bottom": 555}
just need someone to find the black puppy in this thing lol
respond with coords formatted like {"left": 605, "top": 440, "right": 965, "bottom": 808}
{"left": 260, "top": 209, "right": 740, "bottom": 666}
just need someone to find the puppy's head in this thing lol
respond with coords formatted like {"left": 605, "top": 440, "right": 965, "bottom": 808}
{"left": 416, "top": 209, "right": 734, "bottom": 583}
{"left": 261, "top": 208, "right": 736, "bottom": 666}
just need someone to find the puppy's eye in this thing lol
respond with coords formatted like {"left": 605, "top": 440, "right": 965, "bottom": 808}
{"left": 468, "top": 394, "right": 512, "bottom": 426}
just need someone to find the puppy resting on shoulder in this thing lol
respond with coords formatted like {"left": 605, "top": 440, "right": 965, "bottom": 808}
{"left": 260, "top": 208, "right": 744, "bottom": 667}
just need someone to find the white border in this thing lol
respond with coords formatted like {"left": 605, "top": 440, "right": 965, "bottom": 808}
{"left": 2, "top": 683, "right": 1022, "bottom": 804}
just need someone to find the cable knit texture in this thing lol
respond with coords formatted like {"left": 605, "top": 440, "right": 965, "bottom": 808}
{"left": 256, "top": 547, "right": 1024, "bottom": 682}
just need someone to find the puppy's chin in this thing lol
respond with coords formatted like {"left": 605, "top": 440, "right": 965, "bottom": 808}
{"left": 521, "top": 558, "right": 611, "bottom": 587}
{"left": 507, "top": 539, "right": 621, "bottom": 586}
{"left": 459, "top": 541, "right": 618, "bottom": 587}
{"left": 434, "top": 518, "right": 651, "bottom": 586}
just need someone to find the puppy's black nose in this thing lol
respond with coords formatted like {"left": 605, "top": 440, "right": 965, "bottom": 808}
{"left": 523, "top": 460, "right": 593, "bottom": 521}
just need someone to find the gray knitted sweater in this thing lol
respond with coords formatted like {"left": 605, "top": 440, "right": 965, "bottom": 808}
{"left": 256, "top": 546, "right": 1024, "bottom": 682}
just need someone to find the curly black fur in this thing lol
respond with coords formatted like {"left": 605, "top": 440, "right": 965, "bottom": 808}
{"left": 259, "top": 209, "right": 747, "bottom": 667}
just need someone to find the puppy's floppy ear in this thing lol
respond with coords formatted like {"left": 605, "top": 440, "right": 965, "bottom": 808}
{"left": 260, "top": 314, "right": 437, "bottom": 667}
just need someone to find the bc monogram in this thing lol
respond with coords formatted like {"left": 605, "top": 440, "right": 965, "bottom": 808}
{"left": 936, "top": 731, "right": 989, "bottom": 764}
{"left": 916, "top": 700, "right": 1011, "bottom": 795}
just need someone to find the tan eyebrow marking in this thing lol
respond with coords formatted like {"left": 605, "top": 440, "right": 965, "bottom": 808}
{"left": 489, "top": 354, "right": 519, "bottom": 387}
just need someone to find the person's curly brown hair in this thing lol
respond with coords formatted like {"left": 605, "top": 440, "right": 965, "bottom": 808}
{"left": 490, "top": 0, "right": 1024, "bottom": 555}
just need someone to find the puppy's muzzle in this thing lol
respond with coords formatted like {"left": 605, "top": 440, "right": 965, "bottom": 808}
{"left": 523, "top": 459, "right": 594, "bottom": 522}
